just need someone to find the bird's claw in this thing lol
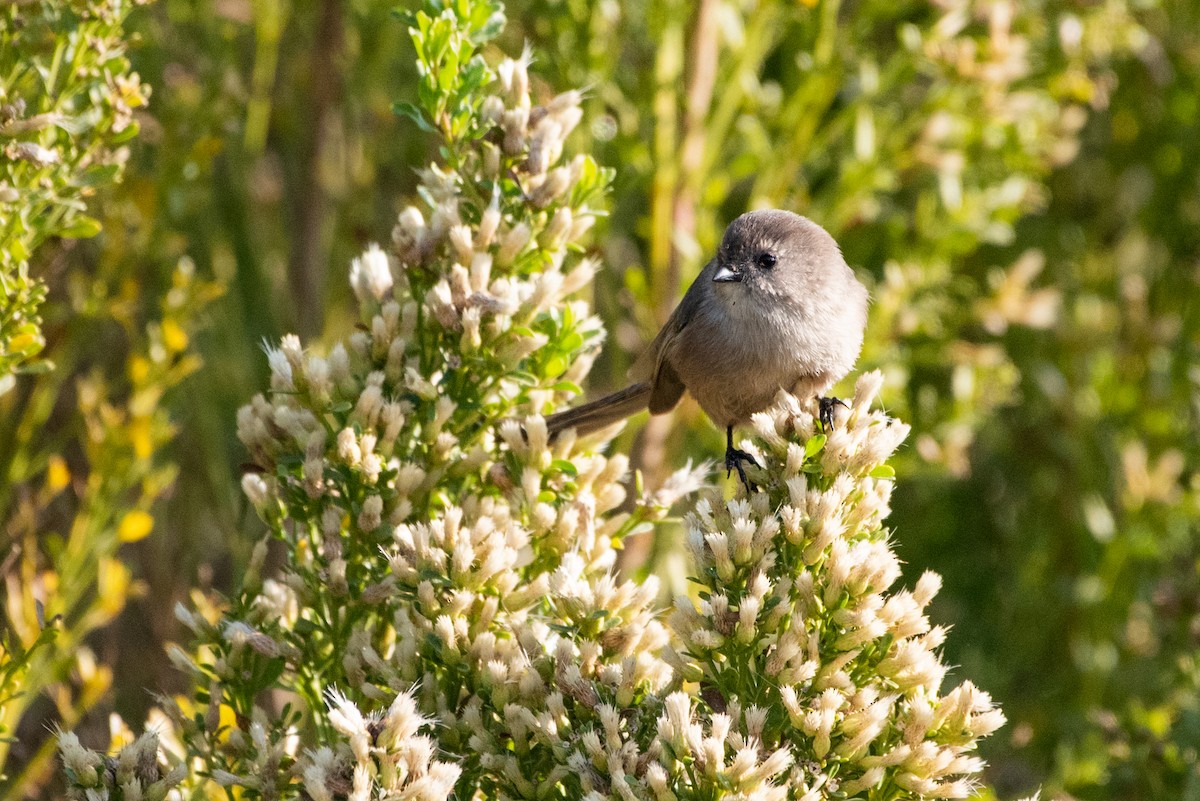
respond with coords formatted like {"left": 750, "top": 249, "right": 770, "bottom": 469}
{"left": 724, "top": 446, "right": 760, "bottom": 494}
{"left": 818, "top": 396, "right": 848, "bottom": 431}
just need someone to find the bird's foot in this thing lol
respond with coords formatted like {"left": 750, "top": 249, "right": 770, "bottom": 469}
{"left": 724, "top": 445, "right": 760, "bottom": 494}
{"left": 818, "top": 396, "right": 848, "bottom": 431}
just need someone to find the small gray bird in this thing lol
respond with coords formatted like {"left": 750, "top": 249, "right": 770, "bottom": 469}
{"left": 547, "top": 209, "right": 868, "bottom": 489}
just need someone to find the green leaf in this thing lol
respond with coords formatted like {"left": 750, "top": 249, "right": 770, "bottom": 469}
{"left": 394, "top": 101, "right": 436, "bottom": 132}
{"left": 440, "top": 48, "right": 460, "bottom": 91}
{"left": 258, "top": 657, "right": 287, "bottom": 689}
{"left": 15, "top": 358, "right": 54, "bottom": 375}
{"left": 869, "top": 464, "right": 896, "bottom": 479}
{"left": 804, "top": 434, "right": 827, "bottom": 458}
{"left": 542, "top": 354, "right": 567, "bottom": 378}
{"left": 78, "top": 163, "right": 121, "bottom": 187}
{"left": 559, "top": 331, "right": 584, "bottom": 352}
{"left": 459, "top": 56, "right": 489, "bottom": 94}
{"left": 427, "top": 18, "right": 452, "bottom": 64}
{"left": 474, "top": 10, "right": 505, "bottom": 43}
{"left": 57, "top": 215, "right": 102, "bottom": 239}
{"left": 551, "top": 459, "right": 578, "bottom": 478}
{"left": 578, "top": 155, "right": 598, "bottom": 188}
{"left": 110, "top": 121, "right": 140, "bottom": 144}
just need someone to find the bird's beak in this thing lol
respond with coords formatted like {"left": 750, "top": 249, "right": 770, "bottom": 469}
{"left": 713, "top": 264, "right": 742, "bottom": 283}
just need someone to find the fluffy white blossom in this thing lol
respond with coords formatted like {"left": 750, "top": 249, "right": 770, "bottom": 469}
{"left": 349, "top": 243, "right": 395, "bottom": 302}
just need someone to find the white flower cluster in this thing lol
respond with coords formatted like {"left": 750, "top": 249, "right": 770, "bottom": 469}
{"left": 235, "top": 48, "right": 608, "bottom": 555}
{"left": 59, "top": 731, "right": 186, "bottom": 801}
{"left": 659, "top": 373, "right": 1004, "bottom": 799}
{"left": 341, "top": 412, "right": 679, "bottom": 798}
{"left": 571, "top": 693, "right": 796, "bottom": 801}
{"left": 299, "top": 688, "right": 461, "bottom": 801}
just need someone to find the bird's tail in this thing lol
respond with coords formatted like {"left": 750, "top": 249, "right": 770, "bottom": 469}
{"left": 546, "top": 382, "right": 653, "bottom": 438}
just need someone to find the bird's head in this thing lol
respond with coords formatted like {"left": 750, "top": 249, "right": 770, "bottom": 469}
{"left": 710, "top": 209, "right": 845, "bottom": 304}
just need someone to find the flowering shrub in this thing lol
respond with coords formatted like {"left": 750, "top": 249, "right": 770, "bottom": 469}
{"left": 60, "top": 2, "right": 1005, "bottom": 798}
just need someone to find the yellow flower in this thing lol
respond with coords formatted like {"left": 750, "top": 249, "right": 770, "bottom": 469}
{"left": 217, "top": 703, "right": 237, "bottom": 742}
{"left": 8, "top": 331, "right": 40, "bottom": 353}
{"left": 129, "top": 417, "right": 154, "bottom": 460}
{"left": 162, "top": 318, "right": 189, "bottom": 354}
{"left": 118, "top": 510, "right": 154, "bottom": 542}
{"left": 46, "top": 455, "right": 70, "bottom": 492}
{"left": 97, "top": 557, "right": 131, "bottom": 616}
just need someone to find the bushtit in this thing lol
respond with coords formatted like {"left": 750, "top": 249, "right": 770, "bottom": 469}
{"left": 547, "top": 209, "right": 868, "bottom": 489}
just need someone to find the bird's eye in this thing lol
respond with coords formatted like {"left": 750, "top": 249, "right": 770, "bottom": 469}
{"left": 756, "top": 253, "right": 777, "bottom": 269}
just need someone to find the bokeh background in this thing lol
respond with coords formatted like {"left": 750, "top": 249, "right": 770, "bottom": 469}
{"left": 2, "top": 0, "right": 1197, "bottom": 798}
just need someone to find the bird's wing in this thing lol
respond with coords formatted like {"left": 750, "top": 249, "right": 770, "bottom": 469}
{"left": 648, "top": 358, "right": 685, "bottom": 414}
{"left": 631, "top": 262, "right": 711, "bottom": 414}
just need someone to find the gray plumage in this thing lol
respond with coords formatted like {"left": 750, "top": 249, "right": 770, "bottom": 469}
{"left": 547, "top": 209, "right": 868, "bottom": 438}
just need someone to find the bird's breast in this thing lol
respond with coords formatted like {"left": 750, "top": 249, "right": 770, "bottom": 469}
{"left": 668, "top": 292, "right": 860, "bottom": 426}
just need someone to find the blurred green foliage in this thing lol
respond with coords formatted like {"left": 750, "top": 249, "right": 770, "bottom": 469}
{"left": 1, "top": 0, "right": 1197, "bottom": 799}
{"left": 1, "top": 1, "right": 220, "bottom": 794}
{"left": 1, "top": 0, "right": 150, "bottom": 382}
{"left": 0, "top": 257, "right": 217, "bottom": 796}
{"left": 913, "top": 2, "right": 1200, "bottom": 795}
